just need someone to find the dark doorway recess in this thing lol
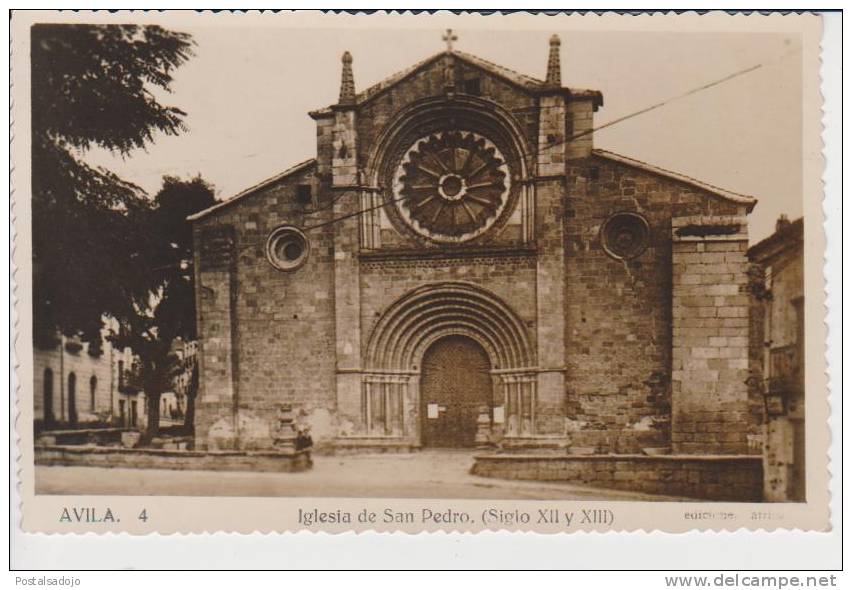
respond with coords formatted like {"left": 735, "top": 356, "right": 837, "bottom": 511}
{"left": 420, "top": 335, "right": 492, "bottom": 448}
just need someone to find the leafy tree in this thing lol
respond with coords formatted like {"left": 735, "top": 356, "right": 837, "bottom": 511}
{"left": 31, "top": 23, "right": 194, "bottom": 347}
{"left": 116, "top": 176, "right": 215, "bottom": 441}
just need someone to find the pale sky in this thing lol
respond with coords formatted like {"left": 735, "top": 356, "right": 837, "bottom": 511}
{"left": 84, "top": 25, "right": 802, "bottom": 243}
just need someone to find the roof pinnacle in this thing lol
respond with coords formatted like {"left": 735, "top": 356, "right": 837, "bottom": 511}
{"left": 546, "top": 34, "right": 562, "bottom": 87}
{"left": 338, "top": 51, "right": 355, "bottom": 104}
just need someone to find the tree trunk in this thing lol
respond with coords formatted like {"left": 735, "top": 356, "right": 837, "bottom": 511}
{"left": 142, "top": 391, "right": 161, "bottom": 444}
{"left": 183, "top": 391, "right": 196, "bottom": 435}
{"left": 182, "top": 364, "right": 198, "bottom": 436}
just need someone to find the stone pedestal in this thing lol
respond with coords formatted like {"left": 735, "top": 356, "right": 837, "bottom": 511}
{"left": 273, "top": 405, "right": 297, "bottom": 452}
{"left": 475, "top": 406, "right": 492, "bottom": 449}
{"left": 121, "top": 431, "right": 141, "bottom": 448}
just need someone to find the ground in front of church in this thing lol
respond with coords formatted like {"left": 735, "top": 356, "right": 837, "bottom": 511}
{"left": 35, "top": 450, "right": 684, "bottom": 500}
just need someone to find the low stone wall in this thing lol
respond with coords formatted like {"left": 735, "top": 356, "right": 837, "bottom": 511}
{"left": 35, "top": 445, "right": 312, "bottom": 473}
{"left": 472, "top": 453, "right": 762, "bottom": 501}
{"left": 331, "top": 437, "right": 420, "bottom": 455}
{"left": 36, "top": 428, "right": 127, "bottom": 446}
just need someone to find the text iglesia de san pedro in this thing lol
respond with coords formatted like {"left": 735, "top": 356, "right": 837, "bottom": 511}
{"left": 188, "top": 32, "right": 762, "bottom": 481}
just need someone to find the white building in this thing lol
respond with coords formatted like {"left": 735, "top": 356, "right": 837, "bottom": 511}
{"left": 34, "top": 320, "right": 138, "bottom": 429}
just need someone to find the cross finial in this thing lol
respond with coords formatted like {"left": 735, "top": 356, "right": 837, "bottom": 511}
{"left": 442, "top": 28, "right": 458, "bottom": 52}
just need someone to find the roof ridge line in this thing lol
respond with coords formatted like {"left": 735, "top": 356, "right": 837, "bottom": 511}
{"left": 311, "top": 49, "right": 558, "bottom": 117}
{"left": 188, "top": 158, "right": 316, "bottom": 222}
{"left": 592, "top": 148, "right": 757, "bottom": 210}
{"left": 453, "top": 50, "right": 546, "bottom": 86}
{"left": 748, "top": 216, "right": 803, "bottom": 259}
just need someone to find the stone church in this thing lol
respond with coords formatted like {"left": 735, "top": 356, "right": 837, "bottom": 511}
{"left": 189, "top": 34, "right": 758, "bottom": 456}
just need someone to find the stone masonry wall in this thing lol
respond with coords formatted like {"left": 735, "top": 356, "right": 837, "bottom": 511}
{"left": 747, "top": 263, "right": 768, "bottom": 448}
{"left": 359, "top": 253, "right": 539, "bottom": 360}
{"left": 36, "top": 444, "right": 312, "bottom": 473}
{"left": 750, "top": 233, "right": 805, "bottom": 502}
{"left": 192, "top": 48, "right": 760, "bottom": 458}
{"left": 533, "top": 90, "right": 569, "bottom": 437}
{"left": 566, "top": 98, "right": 595, "bottom": 160}
{"left": 354, "top": 58, "right": 538, "bottom": 171}
{"left": 671, "top": 215, "right": 751, "bottom": 454}
{"left": 356, "top": 254, "right": 538, "bottom": 441}
{"left": 472, "top": 453, "right": 763, "bottom": 501}
{"left": 352, "top": 58, "right": 538, "bottom": 253}
{"left": 564, "top": 155, "right": 748, "bottom": 453}
{"left": 194, "top": 164, "right": 338, "bottom": 450}
{"left": 764, "top": 250, "right": 805, "bottom": 502}
{"left": 194, "top": 224, "right": 237, "bottom": 448}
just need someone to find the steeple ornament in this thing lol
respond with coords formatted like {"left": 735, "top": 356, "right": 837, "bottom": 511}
{"left": 442, "top": 28, "right": 458, "bottom": 52}
{"left": 338, "top": 51, "right": 355, "bottom": 104}
{"left": 546, "top": 34, "right": 561, "bottom": 87}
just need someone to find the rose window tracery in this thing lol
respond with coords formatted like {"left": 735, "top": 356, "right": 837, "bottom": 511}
{"left": 392, "top": 131, "right": 511, "bottom": 242}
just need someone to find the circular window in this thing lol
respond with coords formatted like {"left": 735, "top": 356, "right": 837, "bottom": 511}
{"left": 266, "top": 226, "right": 310, "bottom": 271}
{"left": 600, "top": 213, "right": 650, "bottom": 260}
{"left": 391, "top": 131, "right": 511, "bottom": 243}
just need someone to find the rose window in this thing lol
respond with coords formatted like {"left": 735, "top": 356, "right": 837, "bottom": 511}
{"left": 392, "top": 131, "right": 511, "bottom": 242}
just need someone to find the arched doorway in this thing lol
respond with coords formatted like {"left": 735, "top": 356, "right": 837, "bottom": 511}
{"left": 362, "top": 282, "right": 535, "bottom": 442}
{"left": 420, "top": 335, "right": 492, "bottom": 448}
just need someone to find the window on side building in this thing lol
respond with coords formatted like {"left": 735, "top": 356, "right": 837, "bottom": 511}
{"left": 43, "top": 368, "right": 54, "bottom": 425}
{"left": 90, "top": 375, "right": 97, "bottom": 412}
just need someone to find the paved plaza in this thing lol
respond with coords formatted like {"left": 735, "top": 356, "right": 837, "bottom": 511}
{"left": 35, "top": 451, "right": 681, "bottom": 500}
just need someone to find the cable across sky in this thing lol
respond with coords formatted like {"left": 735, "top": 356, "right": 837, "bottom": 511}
{"left": 297, "top": 44, "right": 799, "bottom": 235}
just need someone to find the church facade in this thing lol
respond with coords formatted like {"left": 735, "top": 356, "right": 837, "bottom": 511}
{"left": 189, "top": 35, "right": 759, "bottom": 456}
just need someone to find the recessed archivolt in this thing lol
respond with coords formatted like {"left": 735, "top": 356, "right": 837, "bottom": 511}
{"left": 365, "top": 282, "right": 534, "bottom": 371}
{"left": 366, "top": 95, "right": 533, "bottom": 188}
{"left": 408, "top": 326, "right": 500, "bottom": 372}
{"left": 393, "top": 309, "right": 521, "bottom": 369}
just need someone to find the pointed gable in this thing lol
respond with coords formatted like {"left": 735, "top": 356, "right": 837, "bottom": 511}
{"left": 188, "top": 159, "right": 316, "bottom": 222}
{"left": 309, "top": 50, "right": 601, "bottom": 119}
{"left": 594, "top": 149, "right": 757, "bottom": 212}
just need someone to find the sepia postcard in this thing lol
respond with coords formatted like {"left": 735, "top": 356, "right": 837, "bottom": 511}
{"left": 11, "top": 9, "right": 830, "bottom": 536}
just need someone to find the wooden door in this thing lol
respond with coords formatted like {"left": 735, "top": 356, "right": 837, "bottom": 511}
{"left": 420, "top": 335, "right": 492, "bottom": 447}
